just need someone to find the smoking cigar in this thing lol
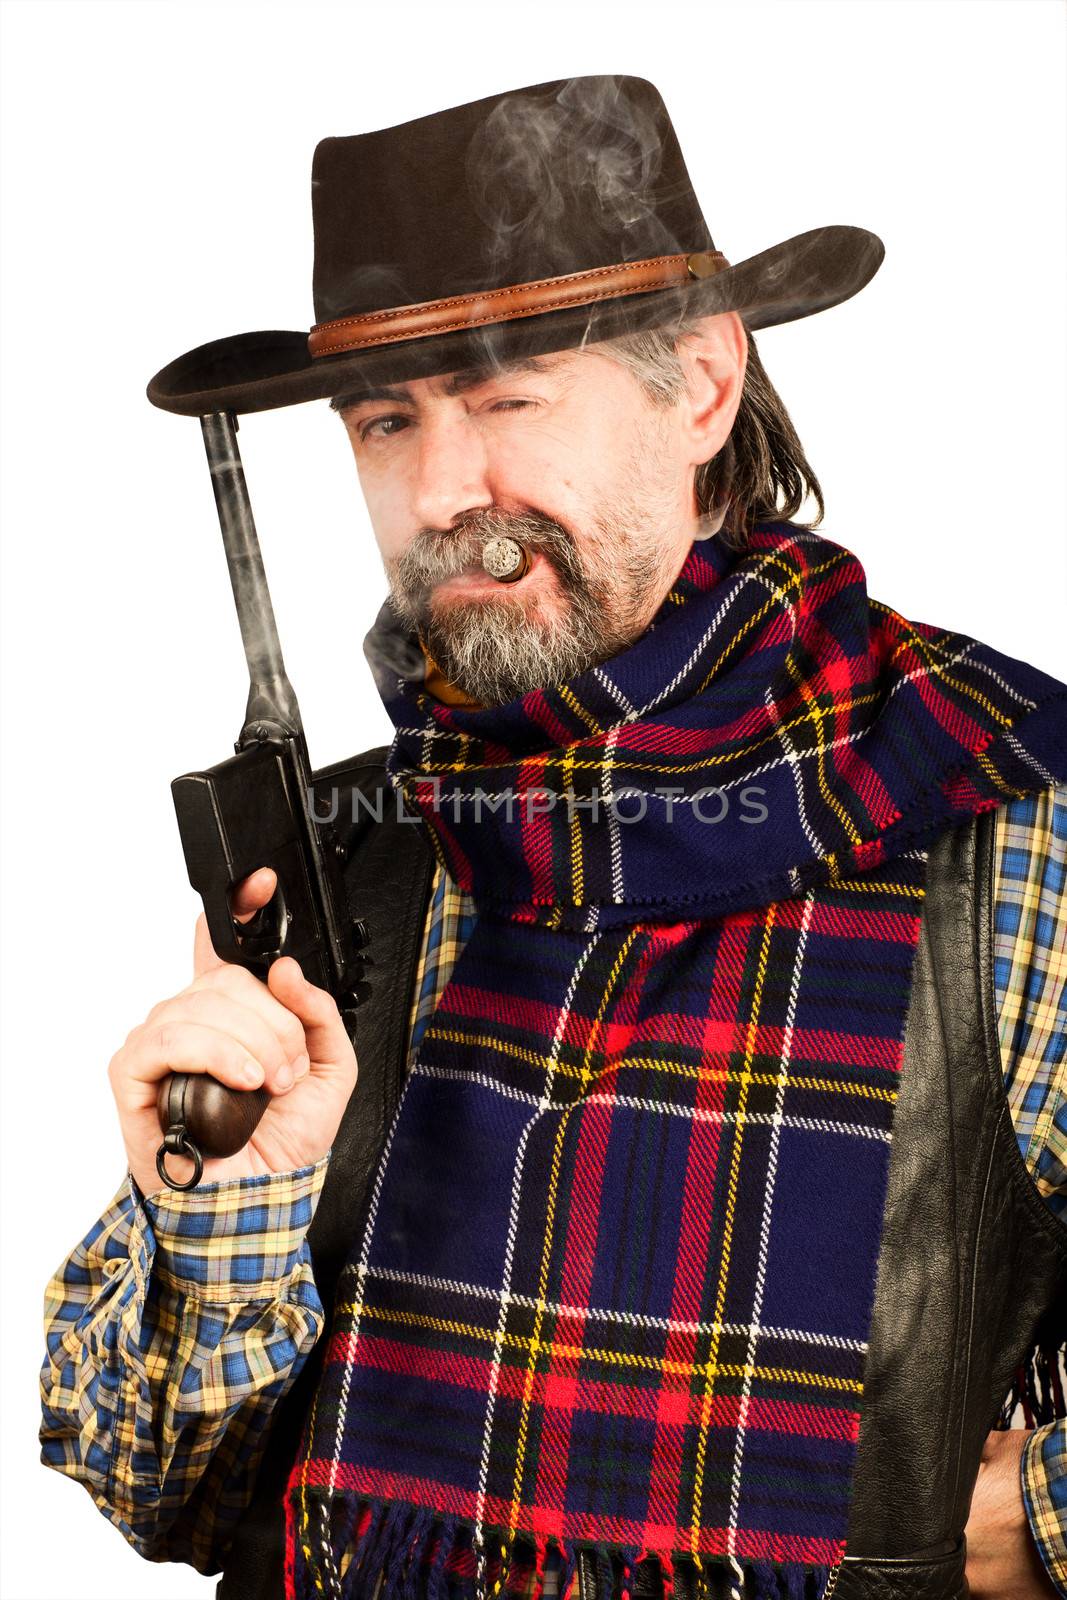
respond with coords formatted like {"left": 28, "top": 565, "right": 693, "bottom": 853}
{"left": 480, "top": 535, "right": 530, "bottom": 583}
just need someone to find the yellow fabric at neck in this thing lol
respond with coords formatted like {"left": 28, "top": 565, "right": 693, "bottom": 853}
{"left": 419, "top": 638, "right": 483, "bottom": 709}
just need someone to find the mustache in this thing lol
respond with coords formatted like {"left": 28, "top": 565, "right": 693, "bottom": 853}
{"left": 393, "top": 507, "right": 583, "bottom": 593}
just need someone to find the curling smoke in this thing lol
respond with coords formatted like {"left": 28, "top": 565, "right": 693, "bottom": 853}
{"left": 460, "top": 76, "right": 702, "bottom": 369}
{"left": 463, "top": 76, "right": 682, "bottom": 282}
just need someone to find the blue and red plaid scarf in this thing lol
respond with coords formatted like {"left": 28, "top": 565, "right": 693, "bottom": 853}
{"left": 286, "top": 523, "right": 1067, "bottom": 1600}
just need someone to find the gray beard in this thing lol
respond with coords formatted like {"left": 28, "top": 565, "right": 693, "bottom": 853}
{"left": 386, "top": 506, "right": 664, "bottom": 707}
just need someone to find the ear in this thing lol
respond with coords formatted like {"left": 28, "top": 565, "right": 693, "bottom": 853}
{"left": 674, "top": 312, "right": 749, "bottom": 468}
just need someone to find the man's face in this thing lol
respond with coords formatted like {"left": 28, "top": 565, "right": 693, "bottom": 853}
{"left": 334, "top": 320, "right": 741, "bottom": 706}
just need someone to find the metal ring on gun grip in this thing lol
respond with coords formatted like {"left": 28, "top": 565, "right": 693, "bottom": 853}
{"left": 156, "top": 1133, "right": 204, "bottom": 1192}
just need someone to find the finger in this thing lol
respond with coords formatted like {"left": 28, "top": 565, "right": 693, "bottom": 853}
{"left": 191, "top": 961, "right": 310, "bottom": 1064}
{"left": 231, "top": 867, "right": 278, "bottom": 919}
{"left": 119, "top": 1020, "right": 267, "bottom": 1094}
{"left": 192, "top": 868, "right": 279, "bottom": 978}
{"left": 146, "top": 989, "right": 308, "bottom": 1094}
{"left": 266, "top": 958, "right": 353, "bottom": 1070}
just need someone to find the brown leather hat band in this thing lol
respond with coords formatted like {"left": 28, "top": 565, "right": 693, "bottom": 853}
{"left": 307, "top": 249, "right": 730, "bottom": 358}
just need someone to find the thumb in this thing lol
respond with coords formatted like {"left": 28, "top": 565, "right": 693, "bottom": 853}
{"left": 266, "top": 956, "right": 350, "bottom": 1067}
{"left": 192, "top": 867, "right": 279, "bottom": 978}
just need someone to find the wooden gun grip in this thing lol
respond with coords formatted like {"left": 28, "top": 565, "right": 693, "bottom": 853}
{"left": 155, "top": 1073, "right": 272, "bottom": 1190}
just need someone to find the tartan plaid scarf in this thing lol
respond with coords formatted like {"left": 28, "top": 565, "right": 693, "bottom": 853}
{"left": 286, "top": 523, "right": 1067, "bottom": 1600}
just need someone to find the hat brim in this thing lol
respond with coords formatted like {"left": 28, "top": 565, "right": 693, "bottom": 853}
{"left": 146, "top": 225, "right": 884, "bottom": 417}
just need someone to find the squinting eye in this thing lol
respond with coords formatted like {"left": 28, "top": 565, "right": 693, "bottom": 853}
{"left": 359, "top": 415, "right": 410, "bottom": 442}
{"left": 355, "top": 399, "right": 534, "bottom": 441}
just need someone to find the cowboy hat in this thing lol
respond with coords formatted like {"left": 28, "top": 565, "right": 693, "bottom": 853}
{"left": 147, "top": 74, "right": 884, "bottom": 417}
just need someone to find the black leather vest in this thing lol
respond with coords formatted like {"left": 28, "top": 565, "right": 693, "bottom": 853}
{"left": 216, "top": 752, "right": 1067, "bottom": 1600}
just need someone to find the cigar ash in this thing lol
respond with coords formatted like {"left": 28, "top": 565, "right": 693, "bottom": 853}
{"left": 481, "top": 536, "right": 530, "bottom": 583}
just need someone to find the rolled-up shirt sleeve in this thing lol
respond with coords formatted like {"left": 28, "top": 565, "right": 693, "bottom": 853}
{"left": 1022, "top": 1421, "right": 1067, "bottom": 1596}
{"left": 39, "top": 1155, "right": 330, "bottom": 1575}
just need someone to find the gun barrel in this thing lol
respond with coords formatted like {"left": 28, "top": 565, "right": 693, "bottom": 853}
{"left": 200, "top": 411, "right": 302, "bottom": 742}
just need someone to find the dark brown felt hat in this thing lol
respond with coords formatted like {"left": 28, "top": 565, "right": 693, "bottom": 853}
{"left": 147, "top": 75, "right": 885, "bottom": 417}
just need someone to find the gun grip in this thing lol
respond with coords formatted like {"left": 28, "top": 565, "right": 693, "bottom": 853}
{"left": 156, "top": 1072, "right": 272, "bottom": 1187}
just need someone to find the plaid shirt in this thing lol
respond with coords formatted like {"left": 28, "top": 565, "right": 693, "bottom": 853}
{"left": 40, "top": 784, "right": 1067, "bottom": 1592}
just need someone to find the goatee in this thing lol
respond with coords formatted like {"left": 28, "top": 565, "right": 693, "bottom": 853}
{"left": 386, "top": 507, "right": 647, "bottom": 707}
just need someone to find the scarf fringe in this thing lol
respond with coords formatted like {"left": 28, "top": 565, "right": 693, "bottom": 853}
{"left": 993, "top": 1339, "right": 1067, "bottom": 1430}
{"left": 286, "top": 1339, "right": 1066, "bottom": 1597}
{"left": 286, "top": 1489, "right": 837, "bottom": 1600}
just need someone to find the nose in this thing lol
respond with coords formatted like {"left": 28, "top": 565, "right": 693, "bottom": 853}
{"left": 409, "top": 409, "right": 493, "bottom": 530}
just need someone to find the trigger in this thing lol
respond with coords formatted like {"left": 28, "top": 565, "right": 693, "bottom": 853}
{"left": 230, "top": 882, "right": 291, "bottom": 958}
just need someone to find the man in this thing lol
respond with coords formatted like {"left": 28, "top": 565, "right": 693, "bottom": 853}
{"left": 39, "top": 77, "right": 1066, "bottom": 1600}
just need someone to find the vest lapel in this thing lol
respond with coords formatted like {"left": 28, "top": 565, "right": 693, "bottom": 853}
{"left": 306, "top": 750, "right": 436, "bottom": 1314}
{"left": 832, "top": 807, "right": 1067, "bottom": 1596}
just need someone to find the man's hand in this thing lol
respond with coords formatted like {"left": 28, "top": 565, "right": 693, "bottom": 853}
{"left": 965, "top": 1428, "right": 1059, "bottom": 1598}
{"left": 108, "top": 867, "right": 358, "bottom": 1198}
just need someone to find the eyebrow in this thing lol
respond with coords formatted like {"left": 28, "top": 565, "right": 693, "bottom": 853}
{"left": 328, "top": 353, "right": 567, "bottom": 412}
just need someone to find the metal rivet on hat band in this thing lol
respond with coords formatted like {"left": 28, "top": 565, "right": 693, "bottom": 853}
{"left": 307, "top": 250, "right": 730, "bottom": 359}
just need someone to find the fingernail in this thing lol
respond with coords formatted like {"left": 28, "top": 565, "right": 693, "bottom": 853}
{"left": 276, "top": 1064, "right": 294, "bottom": 1090}
{"left": 294, "top": 1052, "right": 310, "bottom": 1079}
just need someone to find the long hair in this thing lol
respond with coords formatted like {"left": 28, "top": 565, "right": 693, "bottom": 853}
{"left": 596, "top": 317, "right": 825, "bottom": 552}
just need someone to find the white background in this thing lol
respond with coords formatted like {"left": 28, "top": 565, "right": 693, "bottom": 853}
{"left": 2, "top": 3, "right": 1065, "bottom": 1597}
